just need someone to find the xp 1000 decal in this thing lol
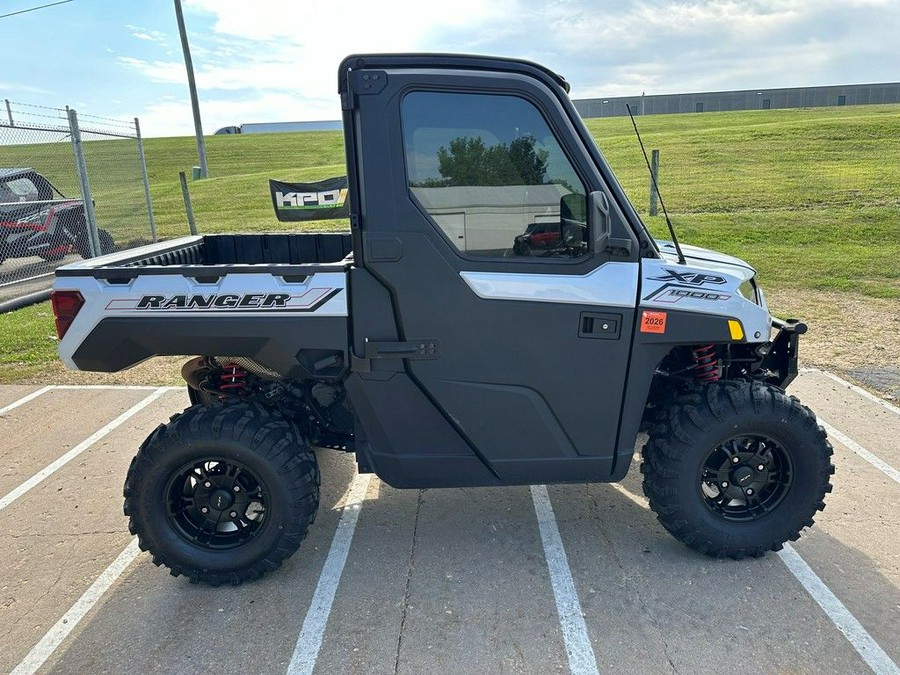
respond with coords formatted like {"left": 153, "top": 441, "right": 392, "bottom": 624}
{"left": 104, "top": 288, "right": 341, "bottom": 312}
{"left": 644, "top": 268, "right": 731, "bottom": 305}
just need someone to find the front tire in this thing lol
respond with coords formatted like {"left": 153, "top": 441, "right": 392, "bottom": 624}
{"left": 641, "top": 381, "right": 834, "bottom": 559}
{"left": 124, "top": 402, "right": 319, "bottom": 585}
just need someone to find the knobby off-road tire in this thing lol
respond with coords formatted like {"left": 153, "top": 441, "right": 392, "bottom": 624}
{"left": 124, "top": 402, "right": 319, "bottom": 585}
{"left": 641, "top": 380, "right": 834, "bottom": 559}
{"left": 75, "top": 225, "right": 115, "bottom": 258}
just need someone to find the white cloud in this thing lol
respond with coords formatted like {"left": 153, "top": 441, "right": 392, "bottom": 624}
{"left": 137, "top": 92, "right": 341, "bottom": 137}
{"left": 0, "top": 82, "right": 50, "bottom": 95}
{"left": 121, "top": 0, "right": 899, "bottom": 135}
{"left": 126, "top": 24, "right": 170, "bottom": 49}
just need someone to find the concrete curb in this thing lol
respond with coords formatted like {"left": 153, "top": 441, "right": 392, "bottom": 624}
{"left": 0, "top": 289, "right": 51, "bottom": 315}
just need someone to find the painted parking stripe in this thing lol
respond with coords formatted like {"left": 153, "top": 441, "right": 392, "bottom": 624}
{"left": 287, "top": 472, "right": 372, "bottom": 675}
{"left": 0, "top": 385, "right": 53, "bottom": 416}
{"left": 806, "top": 368, "right": 900, "bottom": 417}
{"left": 0, "top": 388, "right": 170, "bottom": 512}
{"left": 777, "top": 544, "right": 900, "bottom": 675}
{"left": 610, "top": 483, "right": 899, "bottom": 675}
{"left": 820, "top": 419, "right": 900, "bottom": 485}
{"left": 531, "top": 485, "right": 600, "bottom": 675}
{"left": 11, "top": 538, "right": 141, "bottom": 675}
{"left": 52, "top": 385, "right": 183, "bottom": 391}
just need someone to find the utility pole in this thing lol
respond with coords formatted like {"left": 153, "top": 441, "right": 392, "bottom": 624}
{"left": 174, "top": 0, "right": 208, "bottom": 178}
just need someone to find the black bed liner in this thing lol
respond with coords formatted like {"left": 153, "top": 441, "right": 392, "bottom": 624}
{"left": 55, "top": 232, "right": 353, "bottom": 279}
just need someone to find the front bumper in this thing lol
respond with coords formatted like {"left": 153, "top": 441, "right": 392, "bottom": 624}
{"left": 758, "top": 317, "right": 807, "bottom": 388}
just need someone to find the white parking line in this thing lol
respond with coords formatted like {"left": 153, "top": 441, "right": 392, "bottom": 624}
{"left": 531, "top": 485, "right": 600, "bottom": 675}
{"left": 52, "top": 385, "right": 183, "bottom": 391}
{"left": 610, "top": 482, "right": 898, "bottom": 675}
{"left": 287, "top": 472, "right": 372, "bottom": 675}
{"left": 0, "top": 385, "right": 53, "bottom": 416}
{"left": 0, "top": 385, "right": 181, "bottom": 420}
{"left": 10, "top": 538, "right": 141, "bottom": 675}
{"left": 777, "top": 544, "right": 900, "bottom": 675}
{"left": 806, "top": 368, "right": 900, "bottom": 417}
{"left": 820, "top": 419, "right": 900, "bottom": 485}
{"left": 0, "top": 388, "right": 170, "bottom": 512}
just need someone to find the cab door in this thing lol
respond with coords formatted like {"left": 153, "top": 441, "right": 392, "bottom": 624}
{"left": 345, "top": 61, "right": 641, "bottom": 484}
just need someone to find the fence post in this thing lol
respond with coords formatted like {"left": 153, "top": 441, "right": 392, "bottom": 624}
{"left": 67, "top": 108, "right": 101, "bottom": 257}
{"left": 179, "top": 171, "right": 198, "bottom": 235}
{"left": 649, "top": 148, "right": 660, "bottom": 216}
{"left": 5, "top": 99, "right": 13, "bottom": 126}
{"left": 134, "top": 117, "right": 157, "bottom": 242}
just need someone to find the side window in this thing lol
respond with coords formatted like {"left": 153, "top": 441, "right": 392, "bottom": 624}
{"left": 0, "top": 177, "right": 39, "bottom": 203}
{"left": 401, "top": 91, "right": 588, "bottom": 260}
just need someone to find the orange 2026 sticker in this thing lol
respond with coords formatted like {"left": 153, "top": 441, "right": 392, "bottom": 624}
{"left": 640, "top": 310, "right": 667, "bottom": 334}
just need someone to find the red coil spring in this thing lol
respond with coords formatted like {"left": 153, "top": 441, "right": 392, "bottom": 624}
{"left": 218, "top": 363, "right": 248, "bottom": 394}
{"left": 692, "top": 344, "right": 719, "bottom": 382}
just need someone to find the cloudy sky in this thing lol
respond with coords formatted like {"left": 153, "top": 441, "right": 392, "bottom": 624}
{"left": 2, "top": 0, "right": 897, "bottom": 136}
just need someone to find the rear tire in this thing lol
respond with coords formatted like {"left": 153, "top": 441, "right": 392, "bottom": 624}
{"left": 98, "top": 228, "right": 115, "bottom": 255}
{"left": 74, "top": 224, "right": 115, "bottom": 258}
{"left": 124, "top": 402, "right": 319, "bottom": 585}
{"left": 641, "top": 381, "right": 834, "bottom": 559}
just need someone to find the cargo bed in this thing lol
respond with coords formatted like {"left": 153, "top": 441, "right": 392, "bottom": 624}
{"left": 55, "top": 232, "right": 353, "bottom": 280}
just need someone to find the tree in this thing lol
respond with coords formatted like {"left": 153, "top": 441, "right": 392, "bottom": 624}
{"left": 433, "top": 135, "right": 549, "bottom": 186}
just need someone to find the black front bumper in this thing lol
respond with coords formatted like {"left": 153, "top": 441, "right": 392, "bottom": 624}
{"left": 759, "top": 317, "right": 807, "bottom": 388}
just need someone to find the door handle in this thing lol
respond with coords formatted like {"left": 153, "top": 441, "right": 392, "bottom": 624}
{"left": 578, "top": 312, "right": 622, "bottom": 340}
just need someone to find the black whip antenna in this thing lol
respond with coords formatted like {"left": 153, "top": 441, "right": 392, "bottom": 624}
{"left": 625, "top": 104, "right": 685, "bottom": 265}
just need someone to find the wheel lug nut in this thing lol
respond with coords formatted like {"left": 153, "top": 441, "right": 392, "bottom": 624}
{"left": 757, "top": 464, "right": 765, "bottom": 471}
{"left": 746, "top": 488, "right": 754, "bottom": 495}
{"left": 200, "top": 507, "right": 209, "bottom": 514}
{"left": 233, "top": 485, "right": 240, "bottom": 492}
{"left": 230, "top": 511, "right": 237, "bottom": 518}
{"left": 204, "top": 481, "right": 212, "bottom": 488}
{"left": 721, "top": 481, "right": 729, "bottom": 488}
{"left": 731, "top": 456, "right": 740, "bottom": 464}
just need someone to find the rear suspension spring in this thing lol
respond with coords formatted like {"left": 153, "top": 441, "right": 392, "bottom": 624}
{"left": 218, "top": 363, "right": 248, "bottom": 394}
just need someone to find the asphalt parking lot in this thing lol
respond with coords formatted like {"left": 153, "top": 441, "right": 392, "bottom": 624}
{"left": 0, "top": 369, "right": 897, "bottom": 675}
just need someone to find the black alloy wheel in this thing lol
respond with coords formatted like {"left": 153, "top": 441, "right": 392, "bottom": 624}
{"left": 699, "top": 435, "right": 793, "bottom": 523}
{"left": 165, "top": 457, "right": 269, "bottom": 550}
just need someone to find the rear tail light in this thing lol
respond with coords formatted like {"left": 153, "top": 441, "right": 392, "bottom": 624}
{"left": 50, "top": 290, "right": 84, "bottom": 339}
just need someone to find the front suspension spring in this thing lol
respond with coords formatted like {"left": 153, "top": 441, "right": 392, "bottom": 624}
{"left": 692, "top": 344, "right": 720, "bottom": 382}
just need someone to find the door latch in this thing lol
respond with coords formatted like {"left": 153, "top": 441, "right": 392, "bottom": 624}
{"left": 578, "top": 312, "right": 622, "bottom": 340}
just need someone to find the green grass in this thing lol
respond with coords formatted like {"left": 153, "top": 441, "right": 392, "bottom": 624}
{"left": 0, "top": 302, "right": 60, "bottom": 382}
{"left": 1, "top": 104, "right": 898, "bottom": 382}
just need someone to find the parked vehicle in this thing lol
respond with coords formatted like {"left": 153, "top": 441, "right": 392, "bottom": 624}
{"left": 0, "top": 168, "right": 114, "bottom": 264}
{"left": 51, "top": 54, "right": 833, "bottom": 586}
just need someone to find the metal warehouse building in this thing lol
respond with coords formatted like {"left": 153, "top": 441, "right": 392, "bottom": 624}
{"left": 573, "top": 82, "right": 900, "bottom": 118}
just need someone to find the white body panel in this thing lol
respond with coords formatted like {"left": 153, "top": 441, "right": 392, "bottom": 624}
{"left": 461, "top": 261, "right": 639, "bottom": 308}
{"left": 54, "top": 271, "right": 347, "bottom": 370}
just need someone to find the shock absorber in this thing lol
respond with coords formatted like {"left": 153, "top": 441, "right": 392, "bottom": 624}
{"left": 218, "top": 363, "right": 248, "bottom": 395}
{"left": 692, "top": 344, "right": 720, "bottom": 382}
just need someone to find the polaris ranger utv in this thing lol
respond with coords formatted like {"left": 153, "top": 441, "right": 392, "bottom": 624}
{"left": 51, "top": 54, "right": 833, "bottom": 586}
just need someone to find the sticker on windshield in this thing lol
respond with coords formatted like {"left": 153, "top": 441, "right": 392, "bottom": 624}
{"left": 640, "top": 310, "right": 667, "bottom": 334}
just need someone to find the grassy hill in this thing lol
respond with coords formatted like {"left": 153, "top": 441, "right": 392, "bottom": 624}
{"left": 135, "top": 104, "right": 899, "bottom": 299}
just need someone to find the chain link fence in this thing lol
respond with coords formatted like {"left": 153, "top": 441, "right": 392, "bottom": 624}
{"left": 0, "top": 100, "right": 155, "bottom": 306}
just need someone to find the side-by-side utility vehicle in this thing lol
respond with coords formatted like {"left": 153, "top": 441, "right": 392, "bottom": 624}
{"left": 51, "top": 54, "right": 833, "bottom": 585}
